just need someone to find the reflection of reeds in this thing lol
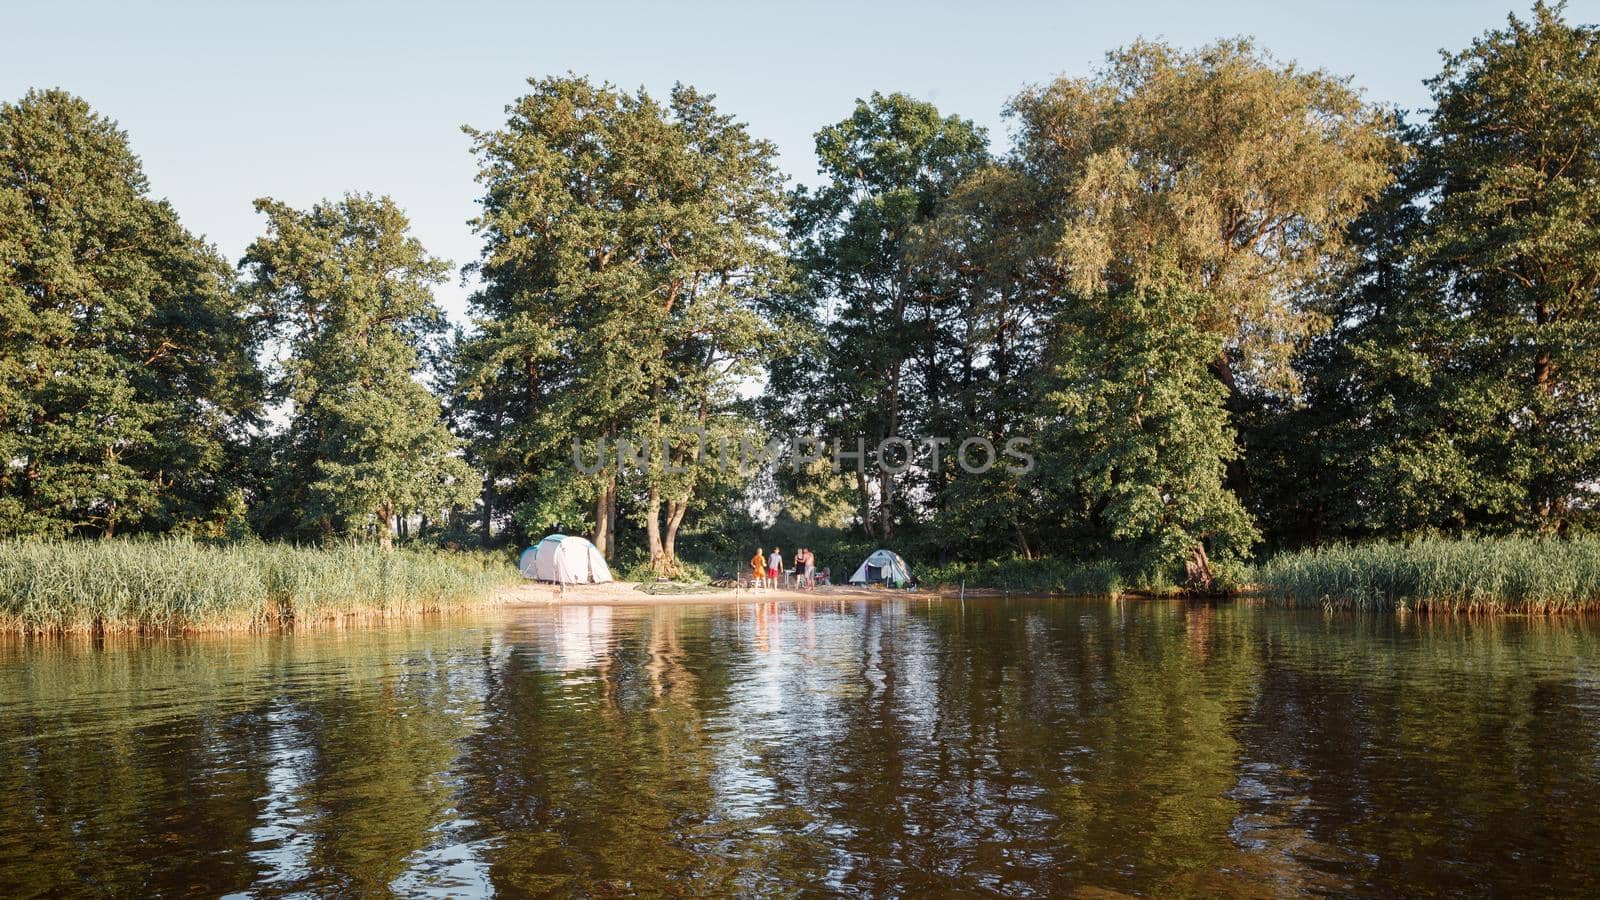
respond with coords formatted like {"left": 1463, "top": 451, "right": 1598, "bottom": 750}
{"left": 0, "top": 538, "right": 518, "bottom": 634}
{"left": 1253, "top": 537, "right": 1600, "bottom": 614}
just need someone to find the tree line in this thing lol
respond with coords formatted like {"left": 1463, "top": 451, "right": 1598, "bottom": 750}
{"left": 1, "top": 3, "right": 1594, "bottom": 584}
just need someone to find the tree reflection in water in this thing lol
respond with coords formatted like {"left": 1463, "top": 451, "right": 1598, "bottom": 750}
{"left": 2, "top": 600, "right": 1599, "bottom": 895}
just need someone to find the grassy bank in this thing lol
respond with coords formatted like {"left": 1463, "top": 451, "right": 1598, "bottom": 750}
{"left": 1253, "top": 537, "right": 1600, "bottom": 614}
{"left": 919, "top": 557, "right": 1126, "bottom": 596}
{"left": 0, "top": 539, "right": 519, "bottom": 634}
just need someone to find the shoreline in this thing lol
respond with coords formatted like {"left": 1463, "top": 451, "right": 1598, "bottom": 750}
{"left": 492, "top": 580, "right": 1100, "bottom": 606}
{"left": 10, "top": 577, "right": 1599, "bottom": 635}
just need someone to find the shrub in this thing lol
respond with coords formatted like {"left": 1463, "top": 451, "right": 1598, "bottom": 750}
{"left": 918, "top": 556, "right": 1125, "bottom": 596}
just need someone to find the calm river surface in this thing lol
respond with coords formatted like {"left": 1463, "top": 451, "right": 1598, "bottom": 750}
{"left": 2, "top": 597, "right": 1600, "bottom": 896}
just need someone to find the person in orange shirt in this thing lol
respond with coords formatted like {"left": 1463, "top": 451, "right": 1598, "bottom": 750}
{"left": 750, "top": 548, "right": 767, "bottom": 589}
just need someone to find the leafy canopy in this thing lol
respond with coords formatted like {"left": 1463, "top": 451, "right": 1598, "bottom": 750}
{"left": 242, "top": 194, "right": 477, "bottom": 544}
{"left": 0, "top": 89, "right": 261, "bottom": 537}
{"left": 457, "top": 76, "right": 792, "bottom": 565}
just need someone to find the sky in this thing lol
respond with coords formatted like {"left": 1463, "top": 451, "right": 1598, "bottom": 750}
{"left": 5, "top": 0, "right": 1591, "bottom": 322}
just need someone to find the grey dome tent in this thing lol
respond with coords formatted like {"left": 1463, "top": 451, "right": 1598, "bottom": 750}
{"left": 848, "top": 549, "right": 912, "bottom": 586}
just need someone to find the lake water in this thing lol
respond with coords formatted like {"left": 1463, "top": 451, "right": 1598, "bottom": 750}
{"left": 2, "top": 597, "right": 1599, "bottom": 896}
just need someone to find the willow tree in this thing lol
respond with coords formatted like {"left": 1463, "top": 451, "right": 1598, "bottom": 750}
{"left": 242, "top": 195, "right": 477, "bottom": 549}
{"left": 1012, "top": 38, "right": 1399, "bottom": 388}
{"left": 1007, "top": 39, "right": 1400, "bottom": 583}
{"left": 458, "top": 77, "right": 789, "bottom": 572}
{"left": 0, "top": 90, "right": 262, "bottom": 537}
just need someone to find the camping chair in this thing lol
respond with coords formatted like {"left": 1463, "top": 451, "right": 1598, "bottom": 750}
{"left": 816, "top": 567, "right": 831, "bottom": 587}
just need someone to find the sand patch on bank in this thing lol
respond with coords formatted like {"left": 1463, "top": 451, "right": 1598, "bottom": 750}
{"left": 494, "top": 580, "right": 957, "bottom": 606}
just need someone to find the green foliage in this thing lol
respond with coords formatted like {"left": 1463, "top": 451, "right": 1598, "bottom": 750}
{"left": 616, "top": 550, "right": 711, "bottom": 585}
{"left": 0, "top": 90, "right": 262, "bottom": 538}
{"left": 1006, "top": 37, "right": 1401, "bottom": 390}
{"left": 1254, "top": 536, "right": 1600, "bottom": 613}
{"left": 0, "top": 538, "right": 516, "bottom": 633}
{"left": 242, "top": 195, "right": 478, "bottom": 545}
{"left": 1413, "top": 1, "right": 1600, "bottom": 530}
{"left": 947, "top": 39, "right": 1399, "bottom": 580}
{"left": 4, "top": 7, "right": 1599, "bottom": 603}
{"left": 1248, "top": 2, "right": 1600, "bottom": 544}
{"left": 773, "top": 92, "right": 996, "bottom": 542}
{"left": 455, "top": 76, "right": 792, "bottom": 568}
{"left": 1041, "top": 275, "right": 1260, "bottom": 582}
{"left": 918, "top": 556, "right": 1125, "bottom": 596}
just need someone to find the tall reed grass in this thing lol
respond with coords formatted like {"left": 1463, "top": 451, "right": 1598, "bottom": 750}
{"left": 1253, "top": 537, "right": 1600, "bottom": 614}
{"left": 0, "top": 539, "right": 519, "bottom": 634}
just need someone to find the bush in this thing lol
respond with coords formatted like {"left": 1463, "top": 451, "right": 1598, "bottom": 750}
{"left": 918, "top": 556, "right": 1125, "bottom": 596}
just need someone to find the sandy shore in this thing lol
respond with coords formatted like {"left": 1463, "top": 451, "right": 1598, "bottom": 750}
{"left": 494, "top": 580, "right": 962, "bottom": 606}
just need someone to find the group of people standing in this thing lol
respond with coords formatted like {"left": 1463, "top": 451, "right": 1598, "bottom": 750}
{"left": 748, "top": 546, "right": 821, "bottom": 590}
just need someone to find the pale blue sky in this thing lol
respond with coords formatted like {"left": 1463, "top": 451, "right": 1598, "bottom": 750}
{"left": 5, "top": 0, "right": 1589, "bottom": 320}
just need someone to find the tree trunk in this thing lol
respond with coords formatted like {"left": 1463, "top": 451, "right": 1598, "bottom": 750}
{"left": 1534, "top": 308, "right": 1558, "bottom": 526}
{"left": 645, "top": 485, "right": 663, "bottom": 567}
{"left": 1184, "top": 543, "right": 1214, "bottom": 593}
{"left": 1014, "top": 517, "right": 1032, "bottom": 560}
{"left": 1210, "top": 352, "right": 1249, "bottom": 500}
{"left": 854, "top": 465, "right": 875, "bottom": 539}
{"left": 877, "top": 465, "right": 896, "bottom": 540}
{"left": 664, "top": 498, "right": 689, "bottom": 569}
{"left": 378, "top": 502, "right": 395, "bottom": 552}
{"left": 606, "top": 481, "right": 618, "bottom": 558}
{"left": 593, "top": 473, "right": 613, "bottom": 558}
{"left": 480, "top": 481, "right": 494, "bottom": 547}
{"left": 644, "top": 487, "right": 683, "bottom": 577}
{"left": 880, "top": 365, "right": 903, "bottom": 541}
{"left": 1534, "top": 296, "right": 1553, "bottom": 394}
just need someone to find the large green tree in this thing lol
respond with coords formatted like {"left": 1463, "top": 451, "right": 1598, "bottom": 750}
{"left": 907, "top": 164, "right": 1059, "bottom": 559}
{"left": 1042, "top": 272, "right": 1259, "bottom": 584}
{"left": 1251, "top": 2, "right": 1600, "bottom": 542}
{"left": 456, "top": 76, "right": 790, "bottom": 572}
{"left": 774, "top": 92, "right": 991, "bottom": 542}
{"left": 1409, "top": 1, "right": 1600, "bottom": 531}
{"left": 242, "top": 194, "right": 477, "bottom": 548}
{"left": 998, "top": 38, "right": 1399, "bottom": 581}
{"left": 0, "top": 90, "right": 261, "bottom": 537}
